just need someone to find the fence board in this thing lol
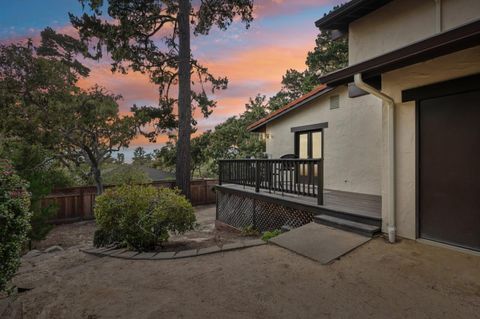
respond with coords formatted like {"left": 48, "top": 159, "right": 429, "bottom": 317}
{"left": 43, "top": 179, "right": 218, "bottom": 224}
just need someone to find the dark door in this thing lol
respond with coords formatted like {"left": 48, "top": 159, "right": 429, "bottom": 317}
{"left": 419, "top": 89, "right": 480, "bottom": 251}
{"left": 295, "top": 131, "right": 322, "bottom": 184}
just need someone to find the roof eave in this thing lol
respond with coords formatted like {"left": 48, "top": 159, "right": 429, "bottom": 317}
{"left": 315, "top": 0, "right": 394, "bottom": 31}
{"left": 247, "top": 87, "right": 335, "bottom": 132}
{"left": 319, "top": 19, "right": 480, "bottom": 86}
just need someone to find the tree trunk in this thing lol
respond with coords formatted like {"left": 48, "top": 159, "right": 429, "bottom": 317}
{"left": 176, "top": 0, "right": 192, "bottom": 199}
{"left": 93, "top": 165, "right": 104, "bottom": 195}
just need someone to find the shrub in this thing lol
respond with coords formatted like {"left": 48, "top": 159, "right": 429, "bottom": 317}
{"left": 241, "top": 224, "right": 259, "bottom": 237}
{"left": 94, "top": 185, "right": 195, "bottom": 251}
{"left": 0, "top": 159, "right": 31, "bottom": 293}
{"left": 262, "top": 229, "right": 282, "bottom": 241}
{"left": 93, "top": 228, "right": 122, "bottom": 248}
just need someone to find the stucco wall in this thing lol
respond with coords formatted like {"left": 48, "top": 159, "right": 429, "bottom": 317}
{"left": 348, "top": 0, "right": 480, "bottom": 64}
{"left": 381, "top": 46, "right": 480, "bottom": 239}
{"left": 265, "top": 86, "right": 382, "bottom": 195}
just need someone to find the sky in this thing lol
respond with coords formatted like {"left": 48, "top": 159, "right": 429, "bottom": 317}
{"left": 0, "top": 0, "right": 342, "bottom": 160}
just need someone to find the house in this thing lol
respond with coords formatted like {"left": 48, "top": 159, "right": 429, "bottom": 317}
{"left": 216, "top": 0, "right": 480, "bottom": 252}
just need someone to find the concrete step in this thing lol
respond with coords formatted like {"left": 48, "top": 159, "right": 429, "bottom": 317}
{"left": 314, "top": 214, "right": 381, "bottom": 237}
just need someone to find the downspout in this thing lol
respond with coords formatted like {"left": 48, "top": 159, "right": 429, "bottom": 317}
{"left": 354, "top": 73, "right": 396, "bottom": 243}
{"left": 434, "top": 0, "right": 442, "bottom": 33}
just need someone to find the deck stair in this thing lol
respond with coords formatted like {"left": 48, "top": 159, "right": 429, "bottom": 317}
{"left": 314, "top": 214, "right": 381, "bottom": 237}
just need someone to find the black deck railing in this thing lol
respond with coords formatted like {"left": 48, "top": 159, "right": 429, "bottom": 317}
{"left": 218, "top": 158, "right": 324, "bottom": 205}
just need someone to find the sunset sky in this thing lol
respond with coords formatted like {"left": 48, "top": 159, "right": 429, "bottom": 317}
{"left": 0, "top": 0, "right": 342, "bottom": 159}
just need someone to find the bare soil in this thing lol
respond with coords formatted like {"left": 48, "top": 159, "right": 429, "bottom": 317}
{"left": 12, "top": 205, "right": 250, "bottom": 293}
{"left": 7, "top": 207, "right": 480, "bottom": 318}
{"left": 29, "top": 205, "right": 253, "bottom": 253}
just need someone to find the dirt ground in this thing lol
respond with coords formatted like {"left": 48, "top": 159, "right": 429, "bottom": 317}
{"left": 12, "top": 205, "right": 249, "bottom": 293}
{"left": 30, "top": 205, "right": 250, "bottom": 253}
{"left": 7, "top": 206, "right": 480, "bottom": 318}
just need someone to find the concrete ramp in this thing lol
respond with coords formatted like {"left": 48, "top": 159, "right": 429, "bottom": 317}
{"left": 269, "top": 222, "right": 370, "bottom": 264}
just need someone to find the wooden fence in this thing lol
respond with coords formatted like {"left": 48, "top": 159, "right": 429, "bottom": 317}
{"left": 42, "top": 179, "right": 218, "bottom": 224}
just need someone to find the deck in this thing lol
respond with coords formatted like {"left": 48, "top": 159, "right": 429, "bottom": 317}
{"left": 218, "top": 183, "right": 382, "bottom": 222}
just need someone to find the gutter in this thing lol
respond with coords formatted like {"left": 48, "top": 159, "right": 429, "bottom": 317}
{"left": 354, "top": 73, "right": 396, "bottom": 243}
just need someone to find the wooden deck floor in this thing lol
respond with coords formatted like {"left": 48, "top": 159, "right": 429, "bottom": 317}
{"left": 221, "top": 184, "right": 382, "bottom": 220}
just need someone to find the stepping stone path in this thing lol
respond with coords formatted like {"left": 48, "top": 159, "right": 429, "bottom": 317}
{"left": 81, "top": 239, "right": 265, "bottom": 260}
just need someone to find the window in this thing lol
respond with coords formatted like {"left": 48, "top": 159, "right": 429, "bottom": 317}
{"left": 295, "top": 130, "right": 323, "bottom": 159}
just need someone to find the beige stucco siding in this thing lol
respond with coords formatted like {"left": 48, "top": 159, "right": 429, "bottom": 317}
{"left": 381, "top": 46, "right": 480, "bottom": 239}
{"left": 348, "top": 0, "right": 480, "bottom": 64}
{"left": 265, "top": 86, "right": 382, "bottom": 195}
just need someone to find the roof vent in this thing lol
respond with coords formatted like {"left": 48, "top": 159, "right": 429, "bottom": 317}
{"left": 330, "top": 95, "right": 340, "bottom": 110}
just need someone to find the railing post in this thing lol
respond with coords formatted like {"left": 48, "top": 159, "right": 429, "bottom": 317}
{"left": 317, "top": 159, "right": 324, "bottom": 205}
{"left": 218, "top": 161, "right": 222, "bottom": 185}
{"left": 255, "top": 160, "right": 260, "bottom": 193}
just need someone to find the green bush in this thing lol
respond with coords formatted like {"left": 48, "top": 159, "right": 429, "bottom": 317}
{"left": 241, "top": 224, "right": 259, "bottom": 237}
{"left": 93, "top": 228, "right": 123, "bottom": 248}
{"left": 262, "top": 229, "right": 282, "bottom": 241}
{"left": 0, "top": 159, "right": 31, "bottom": 293}
{"left": 94, "top": 185, "right": 195, "bottom": 251}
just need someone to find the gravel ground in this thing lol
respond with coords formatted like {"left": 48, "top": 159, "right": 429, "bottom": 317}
{"left": 5, "top": 205, "right": 480, "bottom": 319}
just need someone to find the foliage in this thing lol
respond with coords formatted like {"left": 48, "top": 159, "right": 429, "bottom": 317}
{"left": 70, "top": 0, "right": 255, "bottom": 197}
{"left": 132, "top": 147, "right": 153, "bottom": 166}
{"left": 208, "top": 94, "right": 267, "bottom": 160}
{"left": 94, "top": 185, "right": 195, "bottom": 251}
{"left": 0, "top": 138, "right": 74, "bottom": 242}
{"left": 261, "top": 229, "right": 282, "bottom": 241}
{"left": 52, "top": 86, "right": 140, "bottom": 194}
{"left": 0, "top": 159, "right": 31, "bottom": 293}
{"left": 241, "top": 224, "right": 259, "bottom": 237}
{"left": 0, "top": 41, "right": 80, "bottom": 144}
{"left": 151, "top": 28, "right": 346, "bottom": 174}
{"left": 154, "top": 94, "right": 267, "bottom": 176}
{"left": 102, "top": 164, "right": 152, "bottom": 186}
{"left": 268, "top": 31, "right": 348, "bottom": 111}
{"left": 93, "top": 228, "right": 122, "bottom": 248}
{"left": 0, "top": 37, "right": 140, "bottom": 196}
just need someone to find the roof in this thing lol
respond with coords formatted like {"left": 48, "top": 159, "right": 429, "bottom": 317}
{"left": 247, "top": 85, "right": 334, "bottom": 132}
{"left": 139, "top": 166, "right": 174, "bottom": 181}
{"left": 319, "top": 19, "right": 480, "bottom": 86}
{"left": 315, "top": 0, "right": 393, "bottom": 31}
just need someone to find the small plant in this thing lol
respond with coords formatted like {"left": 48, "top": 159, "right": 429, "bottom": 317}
{"left": 241, "top": 224, "right": 259, "bottom": 237}
{"left": 262, "top": 229, "right": 282, "bottom": 241}
{"left": 94, "top": 185, "right": 195, "bottom": 251}
{"left": 0, "top": 159, "right": 32, "bottom": 293}
{"left": 93, "top": 228, "right": 123, "bottom": 248}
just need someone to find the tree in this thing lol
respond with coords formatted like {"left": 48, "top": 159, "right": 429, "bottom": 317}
{"left": 69, "top": 0, "right": 255, "bottom": 198}
{"left": 268, "top": 31, "right": 348, "bottom": 111}
{"left": 154, "top": 131, "right": 212, "bottom": 178}
{"left": 116, "top": 153, "right": 125, "bottom": 164}
{"left": 0, "top": 40, "right": 85, "bottom": 241}
{"left": 209, "top": 94, "right": 267, "bottom": 162}
{"left": 132, "top": 147, "right": 153, "bottom": 165}
{"left": 306, "top": 31, "right": 348, "bottom": 76}
{"left": 153, "top": 94, "right": 267, "bottom": 177}
{"left": 0, "top": 159, "right": 31, "bottom": 293}
{"left": 0, "top": 139, "right": 75, "bottom": 243}
{"left": 54, "top": 86, "right": 140, "bottom": 194}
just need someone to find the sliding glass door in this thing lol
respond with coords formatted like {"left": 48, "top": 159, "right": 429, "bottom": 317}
{"left": 296, "top": 130, "right": 322, "bottom": 183}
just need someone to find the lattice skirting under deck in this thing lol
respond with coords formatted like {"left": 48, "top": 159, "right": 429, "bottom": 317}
{"left": 216, "top": 190, "right": 314, "bottom": 232}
